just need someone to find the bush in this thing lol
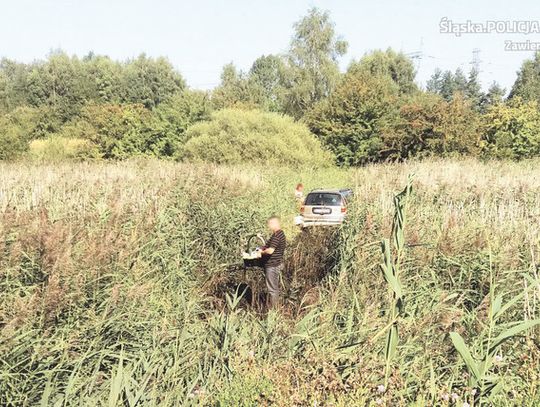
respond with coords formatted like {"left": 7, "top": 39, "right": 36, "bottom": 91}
{"left": 180, "top": 108, "right": 333, "bottom": 166}
{"left": 481, "top": 98, "right": 540, "bottom": 159}
{"left": 28, "top": 136, "right": 101, "bottom": 161}
{"left": 74, "top": 104, "right": 152, "bottom": 159}
{"left": 0, "top": 106, "right": 41, "bottom": 160}
{"left": 0, "top": 118, "right": 29, "bottom": 160}
{"left": 53, "top": 92, "right": 211, "bottom": 160}
{"left": 62, "top": 103, "right": 167, "bottom": 159}
{"left": 389, "top": 92, "right": 481, "bottom": 159}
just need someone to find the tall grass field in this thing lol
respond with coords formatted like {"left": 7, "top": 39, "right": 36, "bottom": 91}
{"left": 1, "top": 159, "right": 539, "bottom": 406}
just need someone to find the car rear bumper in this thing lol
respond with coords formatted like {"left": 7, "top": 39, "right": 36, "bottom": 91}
{"left": 300, "top": 218, "right": 343, "bottom": 227}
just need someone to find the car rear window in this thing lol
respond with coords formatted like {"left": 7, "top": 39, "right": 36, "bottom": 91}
{"left": 305, "top": 193, "right": 342, "bottom": 206}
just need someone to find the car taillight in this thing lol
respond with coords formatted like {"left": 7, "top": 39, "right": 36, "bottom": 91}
{"left": 300, "top": 206, "right": 305, "bottom": 214}
{"left": 341, "top": 206, "right": 347, "bottom": 213}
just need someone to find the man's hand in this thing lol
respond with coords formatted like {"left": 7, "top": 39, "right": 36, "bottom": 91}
{"left": 260, "top": 247, "right": 275, "bottom": 255}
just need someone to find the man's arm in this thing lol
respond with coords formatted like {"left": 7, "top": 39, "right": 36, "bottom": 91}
{"left": 260, "top": 247, "right": 275, "bottom": 255}
{"left": 259, "top": 234, "right": 276, "bottom": 255}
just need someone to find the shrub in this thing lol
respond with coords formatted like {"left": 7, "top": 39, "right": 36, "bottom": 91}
{"left": 75, "top": 103, "right": 152, "bottom": 159}
{"left": 28, "top": 136, "right": 101, "bottom": 160}
{"left": 180, "top": 108, "right": 333, "bottom": 166}
{"left": 0, "top": 106, "right": 41, "bottom": 160}
{"left": 389, "top": 92, "right": 481, "bottom": 159}
{"left": 0, "top": 117, "right": 29, "bottom": 160}
{"left": 54, "top": 93, "right": 211, "bottom": 160}
{"left": 61, "top": 103, "right": 170, "bottom": 159}
{"left": 481, "top": 98, "right": 540, "bottom": 159}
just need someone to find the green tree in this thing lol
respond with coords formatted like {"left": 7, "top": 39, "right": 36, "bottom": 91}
{"left": 427, "top": 67, "right": 469, "bottom": 101}
{"left": 25, "top": 51, "right": 88, "bottom": 122}
{"left": 306, "top": 70, "right": 399, "bottom": 165}
{"left": 211, "top": 63, "right": 258, "bottom": 110}
{"left": 247, "top": 55, "right": 288, "bottom": 112}
{"left": 81, "top": 53, "right": 123, "bottom": 103}
{"left": 509, "top": 51, "right": 540, "bottom": 103}
{"left": 348, "top": 49, "right": 417, "bottom": 95}
{"left": 121, "top": 54, "right": 185, "bottom": 109}
{"left": 284, "top": 7, "right": 348, "bottom": 118}
{"left": 152, "top": 90, "right": 213, "bottom": 155}
{"left": 453, "top": 68, "right": 468, "bottom": 93}
{"left": 0, "top": 58, "right": 30, "bottom": 112}
{"left": 480, "top": 81, "right": 505, "bottom": 112}
{"left": 1, "top": 53, "right": 186, "bottom": 115}
{"left": 426, "top": 68, "right": 442, "bottom": 94}
{"left": 433, "top": 94, "right": 481, "bottom": 155}
{"left": 465, "top": 67, "right": 483, "bottom": 110}
{"left": 386, "top": 92, "right": 441, "bottom": 159}
{"left": 0, "top": 69, "right": 7, "bottom": 115}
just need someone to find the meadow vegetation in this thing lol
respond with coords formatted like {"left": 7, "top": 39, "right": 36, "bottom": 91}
{"left": 1, "top": 159, "right": 539, "bottom": 406}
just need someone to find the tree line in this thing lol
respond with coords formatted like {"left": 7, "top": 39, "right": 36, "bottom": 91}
{"left": 2, "top": 8, "right": 540, "bottom": 165}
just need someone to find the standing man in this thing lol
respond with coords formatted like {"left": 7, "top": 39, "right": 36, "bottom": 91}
{"left": 259, "top": 216, "right": 286, "bottom": 308}
{"left": 294, "top": 183, "right": 304, "bottom": 202}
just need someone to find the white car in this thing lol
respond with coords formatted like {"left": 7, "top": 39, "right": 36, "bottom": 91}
{"left": 299, "top": 188, "right": 353, "bottom": 227}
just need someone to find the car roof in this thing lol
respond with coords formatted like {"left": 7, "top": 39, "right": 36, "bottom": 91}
{"left": 308, "top": 188, "right": 351, "bottom": 194}
{"left": 309, "top": 188, "right": 340, "bottom": 194}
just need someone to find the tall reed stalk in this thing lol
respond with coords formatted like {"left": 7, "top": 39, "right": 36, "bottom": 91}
{"left": 379, "top": 177, "right": 413, "bottom": 386}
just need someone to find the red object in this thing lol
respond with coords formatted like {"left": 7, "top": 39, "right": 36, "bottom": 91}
{"left": 300, "top": 206, "right": 305, "bottom": 213}
{"left": 341, "top": 206, "right": 347, "bottom": 213}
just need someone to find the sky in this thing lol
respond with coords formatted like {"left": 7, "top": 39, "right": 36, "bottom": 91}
{"left": 1, "top": 0, "right": 540, "bottom": 92}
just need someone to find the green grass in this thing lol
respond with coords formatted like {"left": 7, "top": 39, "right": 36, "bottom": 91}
{"left": 0, "top": 158, "right": 539, "bottom": 406}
